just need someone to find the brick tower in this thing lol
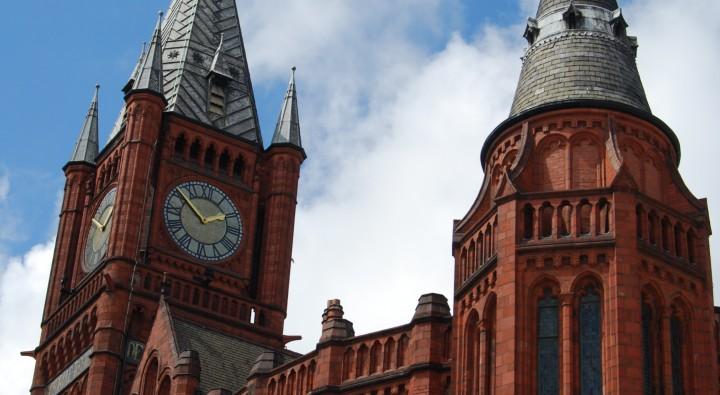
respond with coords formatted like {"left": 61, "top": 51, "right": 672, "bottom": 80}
{"left": 452, "top": 1, "right": 717, "bottom": 394}
{"left": 28, "top": 1, "right": 305, "bottom": 394}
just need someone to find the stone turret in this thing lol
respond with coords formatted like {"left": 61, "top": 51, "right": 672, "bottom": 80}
{"left": 319, "top": 299, "right": 355, "bottom": 342}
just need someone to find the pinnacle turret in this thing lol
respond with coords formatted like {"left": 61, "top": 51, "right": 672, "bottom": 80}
{"left": 123, "top": 42, "right": 147, "bottom": 94}
{"left": 132, "top": 12, "right": 164, "bottom": 94}
{"left": 270, "top": 67, "right": 303, "bottom": 150}
{"left": 69, "top": 85, "right": 100, "bottom": 164}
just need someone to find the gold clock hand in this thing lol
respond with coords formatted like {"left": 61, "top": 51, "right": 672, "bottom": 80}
{"left": 204, "top": 213, "right": 226, "bottom": 223}
{"left": 100, "top": 206, "right": 114, "bottom": 230}
{"left": 91, "top": 218, "right": 104, "bottom": 230}
{"left": 178, "top": 189, "right": 207, "bottom": 224}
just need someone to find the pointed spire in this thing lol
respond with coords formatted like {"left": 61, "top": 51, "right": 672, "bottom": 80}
{"left": 208, "top": 33, "right": 231, "bottom": 79}
{"left": 132, "top": 11, "right": 164, "bottom": 94}
{"left": 70, "top": 85, "right": 100, "bottom": 164}
{"left": 123, "top": 42, "right": 147, "bottom": 94}
{"left": 271, "top": 67, "right": 302, "bottom": 149}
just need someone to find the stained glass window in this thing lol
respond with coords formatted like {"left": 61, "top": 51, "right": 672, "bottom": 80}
{"left": 580, "top": 287, "right": 602, "bottom": 395}
{"left": 537, "top": 292, "right": 559, "bottom": 395}
{"left": 671, "top": 316, "right": 684, "bottom": 395}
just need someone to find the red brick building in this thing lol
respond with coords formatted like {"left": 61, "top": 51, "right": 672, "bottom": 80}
{"left": 27, "top": 0, "right": 718, "bottom": 394}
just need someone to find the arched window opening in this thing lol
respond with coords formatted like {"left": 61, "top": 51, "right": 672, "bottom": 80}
{"left": 219, "top": 150, "right": 230, "bottom": 174}
{"left": 579, "top": 202, "right": 592, "bottom": 236}
{"left": 537, "top": 289, "right": 560, "bottom": 395}
{"left": 579, "top": 285, "right": 602, "bottom": 395}
{"left": 142, "top": 358, "right": 158, "bottom": 395}
{"left": 558, "top": 203, "right": 572, "bottom": 237}
{"left": 308, "top": 361, "right": 316, "bottom": 391}
{"left": 298, "top": 366, "right": 307, "bottom": 394}
{"left": 661, "top": 218, "right": 671, "bottom": 252}
{"left": 369, "top": 342, "right": 381, "bottom": 374}
{"left": 598, "top": 200, "right": 611, "bottom": 235}
{"left": 477, "top": 234, "right": 484, "bottom": 266}
{"left": 674, "top": 224, "right": 684, "bottom": 258}
{"left": 268, "top": 379, "right": 277, "bottom": 395}
{"left": 174, "top": 134, "right": 186, "bottom": 159}
{"left": 541, "top": 204, "right": 554, "bottom": 238}
{"left": 189, "top": 139, "right": 201, "bottom": 162}
{"left": 687, "top": 231, "right": 696, "bottom": 264}
{"left": 383, "top": 338, "right": 396, "bottom": 371}
{"left": 233, "top": 157, "right": 244, "bottom": 180}
{"left": 636, "top": 205, "right": 646, "bottom": 240}
{"left": 158, "top": 376, "right": 171, "bottom": 395}
{"left": 484, "top": 298, "right": 497, "bottom": 395}
{"left": 250, "top": 307, "right": 256, "bottom": 324}
{"left": 288, "top": 371, "right": 296, "bottom": 395}
{"left": 469, "top": 243, "right": 477, "bottom": 274}
{"left": 342, "top": 348, "right": 355, "bottom": 381}
{"left": 648, "top": 213, "right": 658, "bottom": 246}
{"left": 356, "top": 345, "right": 368, "bottom": 378}
{"left": 486, "top": 225, "right": 494, "bottom": 257}
{"left": 278, "top": 375, "right": 286, "bottom": 395}
{"left": 670, "top": 310, "right": 686, "bottom": 395}
{"left": 460, "top": 248, "right": 468, "bottom": 281}
{"left": 523, "top": 204, "right": 535, "bottom": 240}
{"left": 397, "top": 335, "right": 409, "bottom": 368}
{"left": 204, "top": 145, "right": 217, "bottom": 169}
{"left": 642, "top": 295, "right": 663, "bottom": 395}
{"left": 465, "top": 312, "right": 479, "bottom": 394}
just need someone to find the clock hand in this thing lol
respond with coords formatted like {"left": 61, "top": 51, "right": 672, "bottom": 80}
{"left": 178, "top": 189, "right": 207, "bottom": 224}
{"left": 204, "top": 213, "right": 226, "bottom": 223}
{"left": 100, "top": 206, "right": 114, "bottom": 231}
{"left": 91, "top": 218, "right": 104, "bottom": 230}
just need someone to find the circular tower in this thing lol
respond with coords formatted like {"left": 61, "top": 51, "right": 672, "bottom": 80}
{"left": 451, "top": 1, "right": 717, "bottom": 394}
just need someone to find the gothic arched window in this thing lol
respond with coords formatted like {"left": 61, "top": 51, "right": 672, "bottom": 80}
{"left": 670, "top": 309, "right": 686, "bottom": 395}
{"left": 558, "top": 203, "right": 572, "bottom": 237}
{"left": 579, "top": 201, "right": 592, "bottom": 236}
{"left": 636, "top": 205, "right": 646, "bottom": 240}
{"left": 465, "top": 312, "right": 479, "bottom": 394}
{"left": 541, "top": 203, "right": 554, "bottom": 238}
{"left": 142, "top": 358, "right": 158, "bottom": 395}
{"left": 579, "top": 285, "right": 602, "bottom": 395}
{"left": 174, "top": 134, "right": 186, "bottom": 159}
{"left": 641, "top": 292, "right": 663, "bottom": 395}
{"left": 484, "top": 297, "right": 497, "bottom": 395}
{"left": 537, "top": 289, "right": 560, "bottom": 395}
{"left": 597, "top": 199, "right": 611, "bottom": 235}
{"left": 524, "top": 204, "right": 535, "bottom": 240}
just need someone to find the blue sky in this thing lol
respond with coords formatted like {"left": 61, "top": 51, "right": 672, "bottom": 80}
{"left": 0, "top": 0, "right": 523, "bottom": 257}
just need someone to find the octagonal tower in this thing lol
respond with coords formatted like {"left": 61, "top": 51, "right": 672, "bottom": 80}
{"left": 452, "top": 1, "right": 717, "bottom": 394}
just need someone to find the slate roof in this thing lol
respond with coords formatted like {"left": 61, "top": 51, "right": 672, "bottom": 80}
{"left": 111, "top": 0, "right": 262, "bottom": 144}
{"left": 173, "top": 318, "right": 299, "bottom": 393}
{"left": 510, "top": 0, "right": 649, "bottom": 117}
{"left": 536, "top": 0, "right": 618, "bottom": 18}
{"left": 271, "top": 68, "right": 303, "bottom": 149}
{"left": 70, "top": 85, "right": 100, "bottom": 164}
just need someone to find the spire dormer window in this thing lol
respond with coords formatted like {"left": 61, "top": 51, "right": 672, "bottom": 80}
{"left": 563, "top": 2, "right": 582, "bottom": 30}
{"left": 524, "top": 18, "right": 539, "bottom": 45}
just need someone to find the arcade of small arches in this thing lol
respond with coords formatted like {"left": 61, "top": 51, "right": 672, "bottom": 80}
{"left": 521, "top": 198, "right": 612, "bottom": 241}
{"left": 39, "top": 307, "right": 97, "bottom": 387}
{"left": 636, "top": 203, "right": 699, "bottom": 265}
{"left": 266, "top": 360, "right": 317, "bottom": 395}
{"left": 171, "top": 132, "right": 247, "bottom": 183}
{"left": 341, "top": 334, "right": 411, "bottom": 382}
{"left": 458, "top": 216, "right": 498, "bottom": 284}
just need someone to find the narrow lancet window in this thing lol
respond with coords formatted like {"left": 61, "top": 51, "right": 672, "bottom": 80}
{"left": 579, "top": 286, "right": 602, "bottom": 395}
{"left": 537, "top": 290, "right": 559, "bottom": 395}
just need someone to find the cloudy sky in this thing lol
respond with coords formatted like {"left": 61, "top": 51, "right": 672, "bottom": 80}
{"left": 1, "top": 0, "right": 718, "bottom": 393}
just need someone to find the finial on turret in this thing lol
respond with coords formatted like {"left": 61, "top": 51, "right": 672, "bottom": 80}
{"left": 131, "top": 10, "right": 165, "bottom": 94}
{"left": 69, "top": 85, "right": 100, "bottom": 164}
{"left": 270, "top": 67, "right": 304, "bottom": 153}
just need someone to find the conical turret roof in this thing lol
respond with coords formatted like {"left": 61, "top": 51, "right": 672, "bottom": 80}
{"left": 133, "top": 13, "right": 164, "bottom": 94}
{"left": 511, "top": 0, "right": 648, "bottom": 117}
{"left": 70, "top": 85, "right": 100, "bottom": 164}
{"left": 271, "top": 68, "right": 302, "bottom": 150}
{"left": 536, "top": 0, "right": 618, "bottom": 18}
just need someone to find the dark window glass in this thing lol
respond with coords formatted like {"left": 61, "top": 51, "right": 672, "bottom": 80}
{"left": 524, "top": 205, "right": 535, "bottom": 239}
{"left": 642, "top": 303, "right": 655, "bottom": 395}
{"left": 580, "top": 287, "right": 602, "bottom": 395}
{"left": 671, "top": 316, "right": 684, "bottom": 395}
{"left": 537, "top": 293, "right": 559, "bottom": 395}
{"left": 541, "top": 205, "right": 553, "bottom": 238}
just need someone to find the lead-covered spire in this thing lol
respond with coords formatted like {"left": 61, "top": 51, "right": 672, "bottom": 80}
{"left": 511, "top": 0, "right": 648, "bottom": 116}
{"left": 70, "top": 85, "right": 100, "bottom": 164}
{"left": 271, "top": 67, "right": 302, "bottom": 150}
{"left": 132, "top": 12, "right": 164, "bottom": 94}
{"left": 123, "top": 42, "right": 147, "bottom": 94}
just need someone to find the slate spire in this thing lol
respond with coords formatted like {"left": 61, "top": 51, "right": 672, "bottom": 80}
{"left": 271, "top": 67, "right": 302, "bottom": 149}
{"left": 132, "top": 12, "right": 164, "bottom": 94}
{"left": 510, "top": 0, "right": 649, "bottom": 116}
{"left": 123, "top": 42, "right": 147, "bottom": 93}
{"left": 70, "top": 85, "right": 100, "bottom": 164}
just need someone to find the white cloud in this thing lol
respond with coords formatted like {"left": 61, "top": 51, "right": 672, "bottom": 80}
{"left": 0, "top": 239, "right": 54, "bottom": 395}
{"left": 0, "top": 172, "right": 9, "bottom": 202}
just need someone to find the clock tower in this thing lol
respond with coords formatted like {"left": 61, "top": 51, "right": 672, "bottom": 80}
{"left": 29, "top": 1, "right": 305, "bottom": 394}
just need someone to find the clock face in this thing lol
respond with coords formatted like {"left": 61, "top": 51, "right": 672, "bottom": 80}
{"left": 84, "top": 187, "right": 116, "bottom": 272}
{"left": 163, "top": 181, "right": 243, "bottom": 262}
